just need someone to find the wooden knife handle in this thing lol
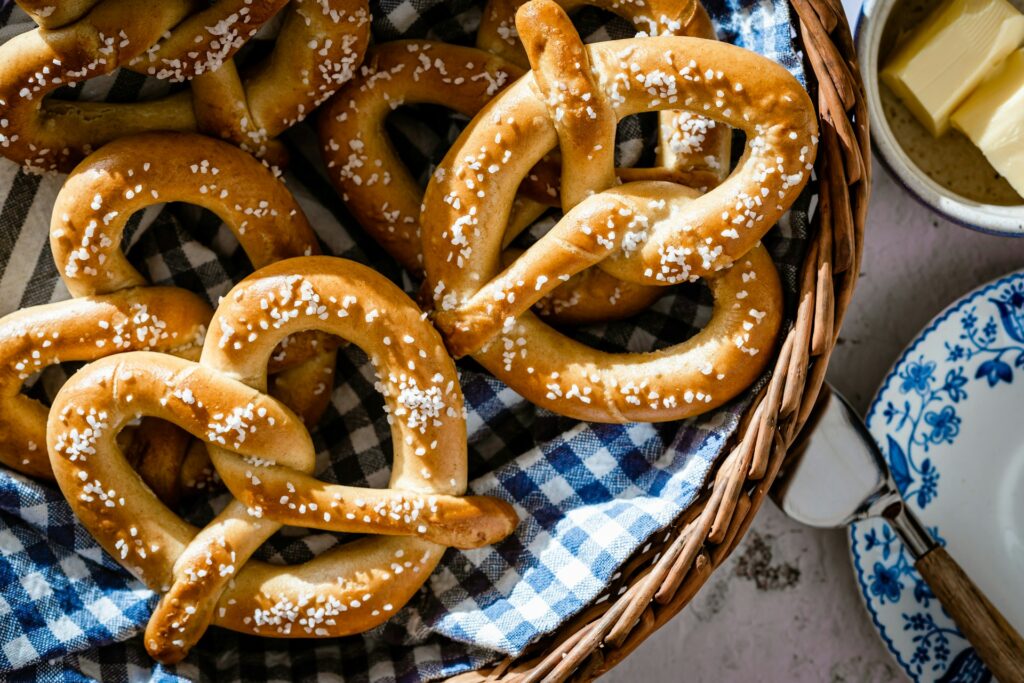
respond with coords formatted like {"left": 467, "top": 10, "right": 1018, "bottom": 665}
{"left": 915, "top": 547, "right": 1024, "bottom": 683}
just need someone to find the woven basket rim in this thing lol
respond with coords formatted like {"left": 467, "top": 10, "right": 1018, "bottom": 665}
{"left": 450, "top": 0, "right": 871, "bottom": 678}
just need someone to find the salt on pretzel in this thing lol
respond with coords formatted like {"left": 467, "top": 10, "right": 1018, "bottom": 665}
{"left": 0, "top": 0, "right": 370, "bottom": 171}
{"left": 50, "top": 131, "right": 337, "bottom": 417}
{"left": 47, "top": 256, "right": 518, "bottom": 663}
{"left": 35, "top": 131, "right": 337, "bottom": 498}
{"left": 0, "top": 288, "right": 209, "bottom": 481}
{"left": 421, "top": 0, "right": 816, "bottom": 422}
{"left": 320, "top": 42, "right": 522, "bottom": 275}
{"left": 319, "top": 41, "right": 695, "bottom": 324}
{"left": 477, "top": 0, "right": 731, "bottom": 184}
{"left": 14, "top": 1, "right": 102, "bottom": 28}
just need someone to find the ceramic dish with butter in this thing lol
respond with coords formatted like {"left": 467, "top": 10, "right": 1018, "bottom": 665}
{"left": 858, "top": 0, "right": 1024, "bottom": 235}
{"left": 850, "top": 269, "right": 1024, "bottom": 682}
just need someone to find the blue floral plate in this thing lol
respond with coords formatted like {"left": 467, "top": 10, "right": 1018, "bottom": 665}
{"left": 850, "top": 270, "right": 1024, "bottom": 683}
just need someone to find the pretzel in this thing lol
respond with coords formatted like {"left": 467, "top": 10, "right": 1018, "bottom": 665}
{"left": 6, "top": 131, "right": 337, "bottom": 497}
{"left": 319, "top": 38, "right": 723, "bottom": 324}
{"left": 15, "top": 1, "right": 102, "bottom": 28}
{"left": 421, "top": 0, "right": 816, "bottom": 422}
{"left": 0, "top": 288, "right": 209, "bottom": 481}
{"left": 477, "top": 0, "right": 731, "bottom": 184}
{"left": 0, "top": 0, "right": 370, "bottom": 172}
{"left": 47, "top": 256, "right": 519, "bottom": 663}
{"left": 320, "top": 42, "right": 521, "bottom": 276}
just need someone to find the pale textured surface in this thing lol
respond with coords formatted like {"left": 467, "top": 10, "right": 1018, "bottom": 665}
{"left": 606, "top": 159, "right": 1024, "bottom": 681}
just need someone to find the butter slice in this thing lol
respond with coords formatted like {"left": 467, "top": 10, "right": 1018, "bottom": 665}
{"left": 952, "top": 49, "right": 1024, "bottom": 198}
{"left": 881, "top": 0, "right": 1024, "bottom": 136}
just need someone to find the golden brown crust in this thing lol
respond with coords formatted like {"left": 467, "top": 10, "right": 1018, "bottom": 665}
{"left": 0, "top": 0, "right": 370, "bottom": 171}
{"left": 422, "top": 1, "right": 817, "bottom": 422}
{"left": 47, "top": 256, "right": 517, "bottom": 663}
{"left": 50, "top": 132, "right": 320, "bottom": 297}
{"left": 318, "top": 39, "right": 717, "bottom": 325}
{"left": 519, "top": 2, "right": 617, "bottom": 208}
{"left": 0, "top": 131, "right": 337, "bottom": 497}
{"left": 503, "top": 248, "right": 664, "bottom": 325}
{"left": 14, "top": 0, "right": 103, "bottom": 28}
{"left": 0, "top": 287, "right": 210, "bottom": 479}
{"left": 472, "top": 244, "right": 783, "bottom": 422}
{"left": 477, "top": 0, "right": 731, "bottom": 180}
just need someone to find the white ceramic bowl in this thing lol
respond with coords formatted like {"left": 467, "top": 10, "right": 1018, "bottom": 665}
{"left": 857, "top": 0, "right": 1024, "bottom": 236}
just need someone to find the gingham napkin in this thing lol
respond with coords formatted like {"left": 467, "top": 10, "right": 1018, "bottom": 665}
{"left": 0, "top": 0, "right": 811, "bottom": 680}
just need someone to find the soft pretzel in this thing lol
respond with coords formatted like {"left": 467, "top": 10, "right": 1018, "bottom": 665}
{"left": 14, "top": 1, "right": 102, "bottom": 28}
{"left": 0, "top": 288, "right": 209, "bottom": 480}
{"left": 50, "top": 131, "right": 338, "bottom": 414}
{"left": 10, "top": 131, "right": 336, "bottom": 496}
{"left": 421, "top": 0, "right": 816, "bottom": 422}
{"left": 0, "top": 0, "right": 370, "bottom": 171}
{"left": 47, "top": 256, "right": 518, "bottom": 663}
{"left": 319, "top": 39, "right": 722, "bottom": 324}
{"left": 477, "top": 0, "right": 731, "bottom": 183}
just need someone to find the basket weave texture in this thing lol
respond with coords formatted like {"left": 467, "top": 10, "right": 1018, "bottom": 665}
{"left": 450, "top": 0, "right": 871, "bottom": 678}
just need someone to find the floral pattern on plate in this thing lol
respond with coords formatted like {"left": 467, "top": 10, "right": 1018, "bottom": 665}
{"left": 850, "top": 271, "right": 1024, "bottom": 683}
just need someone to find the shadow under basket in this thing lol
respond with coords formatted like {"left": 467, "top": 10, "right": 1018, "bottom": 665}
{"left": 449, "top": 0, "right": 870, "bottom": 679}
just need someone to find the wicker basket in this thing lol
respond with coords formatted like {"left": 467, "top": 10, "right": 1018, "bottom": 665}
{"left": 450, "top": 0, "right": 870, "bottom": 679}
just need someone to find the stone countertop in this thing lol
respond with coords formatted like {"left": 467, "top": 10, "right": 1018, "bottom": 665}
{"left": 605, "top": 161, "right": 1024, "bottom": 682}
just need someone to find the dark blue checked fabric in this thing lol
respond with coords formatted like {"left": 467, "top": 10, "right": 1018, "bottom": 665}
{"left": 0, "top": 0, "right": 812, "bottom": 679}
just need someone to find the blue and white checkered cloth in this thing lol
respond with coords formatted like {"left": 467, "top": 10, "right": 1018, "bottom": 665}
{"left": 0, "top": 0, "right": 809, "bottom": 679}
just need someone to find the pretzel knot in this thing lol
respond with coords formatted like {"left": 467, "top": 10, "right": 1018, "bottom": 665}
{"left": 0, "top": 131, "right": 336, "bottom": 503}
{"left": 47, "top": 256, "right": 519, "bottom": 663}
{"left": 0, "top": 0, "right": 370, "bottom": 172}
{"left": 421, "top": 0, "right": 817, "bottom": 423}
{"left": 0, "top": 289, "right": 209, "bottom": 482}
{"left": 320, "top": 0, "right": 731, "bottom": 325}
{"left": 49, "top": 131, "right": 339, "bottom": 424}
{"left": 477, "top": 0, "right": 730, "bottom": 184}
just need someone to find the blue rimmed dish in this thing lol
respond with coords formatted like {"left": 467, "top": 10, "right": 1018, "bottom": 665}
{"left": 849, "top": 270, "right": 1024, "bottom": 681}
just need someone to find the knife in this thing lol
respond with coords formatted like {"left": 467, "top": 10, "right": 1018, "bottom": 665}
{"left": 773, "top": 383, "right": 1024, "bottom": 682}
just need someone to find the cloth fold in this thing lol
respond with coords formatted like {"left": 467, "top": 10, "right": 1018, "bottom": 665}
{"left": 0, "top": 0, "right": 810, "bottom": 679}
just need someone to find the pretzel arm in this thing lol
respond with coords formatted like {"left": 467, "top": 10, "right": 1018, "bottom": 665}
{"left": 0, "top": 1, "right": 199, "bottom": 171}
{"left": 126, "top": 0, "right": 288, "bottom": 81}
{"left": 437, "top": 188, "right": 648, "bottom": 356}
{"left": 244, "top": 0, "right": 371, "bottom": 138}
{"left": 0, "top": 288, "right": 209, "bottom": 480}
{"left": 213, "top": 536, "right": 443, "bottom": 639}
{"left": 473, "top": 244, "right": 783, "bottom": 422}
{"left": 502, "top": 246, "right": 664, "bottom": 324}
{"left": 15, "top": 0, "right": 105, "bottom": 29}
{"left": 214, "top": 457, "right": 518, "bottom": 548}
{"left": 50, "top": 132, "right": 319, "bottom": 297}
{"left": 189, "top": 63, "right": 290, "bottom": 165}
{"left": 517, "top": 1, "right": 616, "bottom": 208}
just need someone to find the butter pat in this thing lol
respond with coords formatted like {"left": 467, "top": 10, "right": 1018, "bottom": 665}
{"left": 952, "top": 49, "right": 1024, "bottom": 198}
{"left": 881, "top": 0, "right": 1024, "bottom": 136}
